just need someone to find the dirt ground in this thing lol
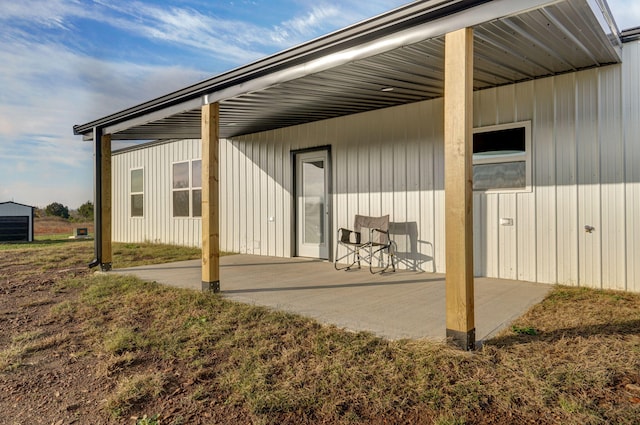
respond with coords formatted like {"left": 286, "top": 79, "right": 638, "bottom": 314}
{"left": 0, "top": 251, "right": 233, "bottom": 425}
{"left": 0, "top": 249, "right": 104, "bottom": 424}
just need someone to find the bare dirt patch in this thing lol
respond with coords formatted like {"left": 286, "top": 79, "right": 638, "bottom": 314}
{"left": 0, "top": 243, "right": 101, "bottom": 424}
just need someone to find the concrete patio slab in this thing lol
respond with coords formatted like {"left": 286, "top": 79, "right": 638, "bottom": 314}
{"left": 113, "top": 254, "right": 552, "bottom": 343}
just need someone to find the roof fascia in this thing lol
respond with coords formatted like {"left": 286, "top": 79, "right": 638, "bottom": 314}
{"left": 621, "top": 27, "right": 640, "bottom": 42}
{"left": 101, "top": 98, "right": 202, "bottom": 138}
{"left": 586, "top": 0, "right": 622, "bottom": 55}
{"left": 0, "top": 201, "right": 35, "bottom": 209}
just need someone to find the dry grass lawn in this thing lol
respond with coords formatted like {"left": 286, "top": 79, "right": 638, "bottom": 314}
{"left": 1, "top": 239, "right": 639, "bottom": 424}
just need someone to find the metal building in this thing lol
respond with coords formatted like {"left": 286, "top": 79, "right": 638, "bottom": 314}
{"left": 74, "top": 0, "right": 640, "bottom": 347}
{"left": 0, "top": 201, "right": 35, "bottom": 242}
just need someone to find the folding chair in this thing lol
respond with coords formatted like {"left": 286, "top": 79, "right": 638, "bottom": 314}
{"left": 334, "top": 214, "right": 396, "bottom": 273}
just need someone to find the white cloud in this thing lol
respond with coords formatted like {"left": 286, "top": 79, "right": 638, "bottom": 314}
{"left": 0, "top": 29, "right": 207, "bottom": 207}
{"left": 271, "top": 5, "right": 341, "bottom": 43}
{"left": 607, "top": 0, "right": 640, "bottom": 30}
{"left": 95, "top": 1, "right": 273, "bottom": 64}
{"left": 0, "top": 0, "right": 89, "bottom": 30}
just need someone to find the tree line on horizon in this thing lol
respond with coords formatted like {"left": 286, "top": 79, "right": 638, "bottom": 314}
{"left": 38, "top": 201, "right": 94, "bottom": 222}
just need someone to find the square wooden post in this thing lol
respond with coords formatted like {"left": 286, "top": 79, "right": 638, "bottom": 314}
{"left": 201, "top": 103, "right": 220, "bottom": 292}
{"left": 444, "top": 27, "right": 475, "bottom": 350}
{"left": 100, "top": 133, "right": 112, "bottom": 271}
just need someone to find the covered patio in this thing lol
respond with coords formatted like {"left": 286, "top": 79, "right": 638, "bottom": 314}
{"left": 74, "top": 0, "right": 621, "bottom": 349}
{"left": 113, "top": 255, "right": 551, "bottom": 343}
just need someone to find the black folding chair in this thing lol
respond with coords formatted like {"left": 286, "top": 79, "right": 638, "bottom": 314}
{"left": 334, "top": 214, "right": 396, "bottom": 273}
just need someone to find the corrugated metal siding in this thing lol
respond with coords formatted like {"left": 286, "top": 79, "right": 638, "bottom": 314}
{"left": 219, "top": 51, "right": 638, "bottom": 292}
{"left": 112, "top": 40, "right": 640, "bottom": 292}
{"left": 227, "top": 102, "right": 442, "bottom": 271}
{"left": 623, "top": 40, "right": 640, "bottom": 293}
{"left": 112, "top": 139, "right": 201, "bottom": 247}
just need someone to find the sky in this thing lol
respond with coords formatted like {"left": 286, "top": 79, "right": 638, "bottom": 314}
{"left": 1, "top": 0, "right": 639, "bottom": 209}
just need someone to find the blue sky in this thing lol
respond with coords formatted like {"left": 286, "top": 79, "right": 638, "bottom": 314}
{"left": 0, "top": 0, "right": 638, "bottom": 209}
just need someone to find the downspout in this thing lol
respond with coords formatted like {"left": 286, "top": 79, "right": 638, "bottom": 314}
{"left": 88, "top": 126, "right": 102, "bottom": 269}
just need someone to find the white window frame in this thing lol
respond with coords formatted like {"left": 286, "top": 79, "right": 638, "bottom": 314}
{"left": 171, "top": 160, "right": 202, "bottom": 218}
{"left": 191, "top": 159, "right": 202, "bottom": 218}
{"left": 472, "top": 120, "right": 532, "bottom": 193}
{"left": 130, "top": 167, "right": 144, "bottom": 218}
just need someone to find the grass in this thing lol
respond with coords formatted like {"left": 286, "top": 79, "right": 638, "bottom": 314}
{"left": 0, "top": 330, "right": 71, "bottom": 371}
{"left": 54, "top": 273, "right": 640, "bottom": 423}
{"left": 2, "top": 241, "right": 640, "bottom": 423}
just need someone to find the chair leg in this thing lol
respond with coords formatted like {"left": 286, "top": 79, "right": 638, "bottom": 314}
{"left": 334, "top": 245, "right": 360, "bottom": 271}
{"left": 368, "top": 245, "right": 396, "bottom": 274}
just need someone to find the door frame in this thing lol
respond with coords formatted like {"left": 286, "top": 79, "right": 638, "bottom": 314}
{"left": 291, "top": 146, "right": 332, "bottom": 260}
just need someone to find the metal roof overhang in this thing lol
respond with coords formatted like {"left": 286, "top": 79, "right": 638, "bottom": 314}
{"left": 73, "top": 0, "right": 621, "bottom": 142}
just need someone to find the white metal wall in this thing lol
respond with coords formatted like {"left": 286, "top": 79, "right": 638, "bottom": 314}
{"left": 112, "top": 40, "right": 640, "bottom": 292}
{"left": 622, "top": 40, "right": 640, "bottom": 293}
{"left": 112, "top": 139, "right": 202, "bottom": 247}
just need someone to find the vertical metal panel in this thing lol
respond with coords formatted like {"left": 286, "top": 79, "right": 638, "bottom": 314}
{"left": 418, "top": 100, "right": 438, "bottom": 273}
{"left": 265, "top": 132, "right": 275, "bottom": 256}
{"left": 598, "top": 66, "right": 626, "bottom": 290}
{"left": 356, "top": 113, "right": 371, "bottom": 216}
{"left": 431, "top": 98, "right": 446, "bottom": 273}
{"left": 346, "top": 116, "right": 360, "bottom": 230}
{"left": 576, "top": 69, "right": 602, "bottom": 288}
{"left": 380, "top": 111, "right": 395, "bottom": 225}
{"left": 405, "top": 103, "right": 422, "bottom": 270}
{"left": 219, "top": 137, "right": 229, "bottom": 250}
{"left": 367, "top": 112, "right": 382, "bottom": 218}
{"left": 252, "top": 137, "right": 263, "bottom": 254}
{"left": 257, "top": 131, "right": 267, "bottom": 255}
{"left": 554, "top": 73, "right": 579, "bottom": 286}
{"left": 392, "top": 106, "right": 408, "bottom": 261}
{"left": 623, "top": 41, "right": 640, "bottom": 293}
{"left": 498, "top": 194, "right": 517, "bottom": 279}
{"left": 533, "top": 77, "right": 558, "bottom": 284}
{"left": 472, "top": 192, "right": 485, "bottom": 276}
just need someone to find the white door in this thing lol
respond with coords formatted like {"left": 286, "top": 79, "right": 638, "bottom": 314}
{"left": 296, "top": 150, "right": 330, "bottom": 259}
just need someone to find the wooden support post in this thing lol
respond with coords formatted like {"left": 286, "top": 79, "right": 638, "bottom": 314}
{"left": 444, "top": 27, "right": 475, "bottom": 350}
{"left": 201, "top": 103, "right": 220, "bottom": 292}
{"left": 101, "top": 134, "right": 112, "bottom": 271}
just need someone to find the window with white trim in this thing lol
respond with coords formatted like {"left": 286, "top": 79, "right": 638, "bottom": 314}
{"left": 130, "top": 168, "right": 144, "bottom": 217}
{"left": 172, "top": 160, "right": 202, "bottom": 217}
{"left": 473, "top": 121, "right": 531, "bottom": 191}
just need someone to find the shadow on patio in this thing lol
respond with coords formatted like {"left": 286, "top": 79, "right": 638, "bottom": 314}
{"left": 113, "top": 254, "right": 551, "bottom": 342}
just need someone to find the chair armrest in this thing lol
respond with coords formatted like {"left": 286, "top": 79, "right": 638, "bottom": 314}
{"left": 338, "top": 228, "right": 361, "bottom": 244}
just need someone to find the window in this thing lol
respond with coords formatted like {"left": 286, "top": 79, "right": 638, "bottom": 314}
{"left": 130, "top": 168, "right": 144, "bottom": 217}
{"left": 172, "top": 160, "right": 202, "bottom": 217}
{"left": 473, "top": 121, "right": 531, "bottom": 191}
{"left": 191, "top": 160, "right": 202, "bottom": 217}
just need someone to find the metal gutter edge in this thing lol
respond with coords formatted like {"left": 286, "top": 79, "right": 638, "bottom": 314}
{"left": 621, "top": 27, "right": 640, "bottom": 43}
